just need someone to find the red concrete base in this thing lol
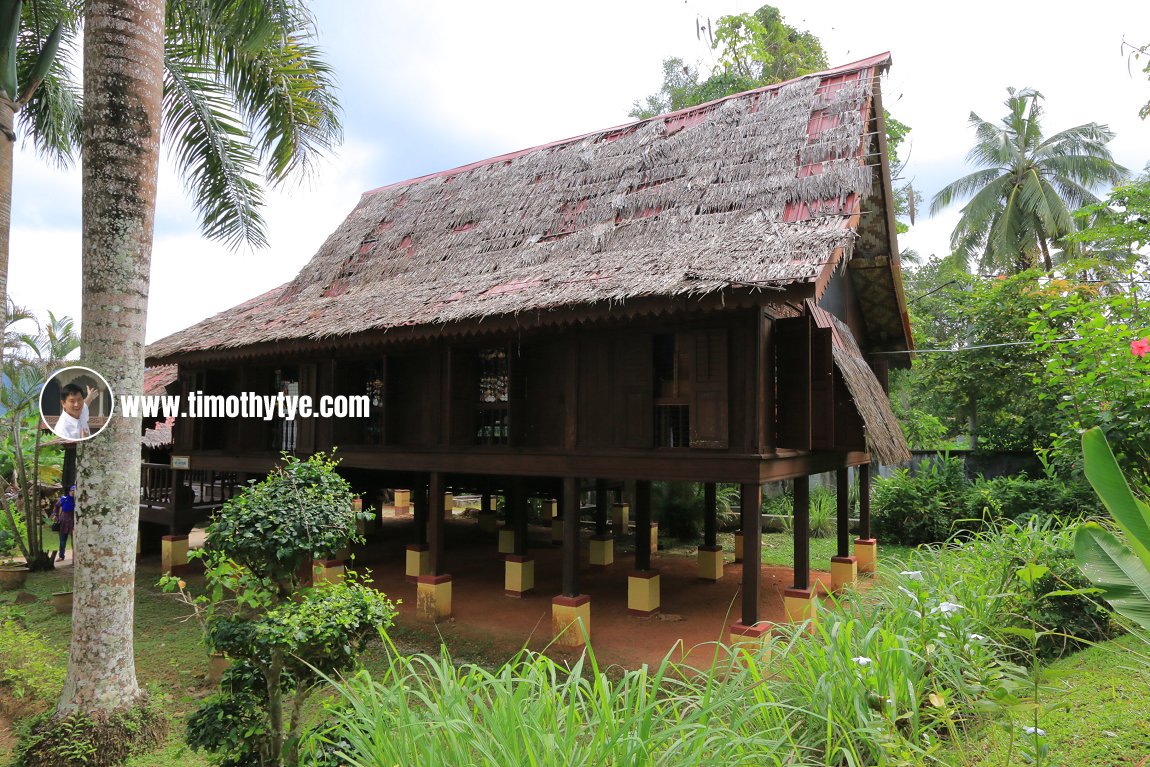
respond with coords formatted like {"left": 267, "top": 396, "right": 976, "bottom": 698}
{"left": 728, "top": 620, "right": 772, "bottom": 650}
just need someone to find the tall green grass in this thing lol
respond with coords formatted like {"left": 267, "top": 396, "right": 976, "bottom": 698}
{"left": 306, "top": 521, "right": 1097, "bottom": 766}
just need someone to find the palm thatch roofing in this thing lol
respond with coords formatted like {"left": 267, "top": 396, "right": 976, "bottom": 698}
{"left": 810, "top": 303, "right": 910, "bottom": 465}
{"left": 148, "top": 53, "right": 911, "bottom": 364}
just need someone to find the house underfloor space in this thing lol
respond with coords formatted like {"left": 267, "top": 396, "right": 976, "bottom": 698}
{"left": 352, "top": 515, "right": 835, "bottom": 669}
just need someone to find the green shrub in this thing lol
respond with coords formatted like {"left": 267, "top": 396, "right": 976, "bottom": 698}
{"left": 873, "top": 455, "right": 968, "bottom": 545}
{"left": 164, "top": 452, "right": 396, "bottom": 767}
{"left": 0, "top": 618, "right": 66, "bottom": 711}
{"left": 963, "top": 474, "right": 1098, "bottom": 526}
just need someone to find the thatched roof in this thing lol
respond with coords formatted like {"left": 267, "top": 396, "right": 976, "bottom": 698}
{"left": 810, "top": 303, "right": 911, "bottom": 465}
{"left": 148, "top": 53, "right": 908, "bottom": 363}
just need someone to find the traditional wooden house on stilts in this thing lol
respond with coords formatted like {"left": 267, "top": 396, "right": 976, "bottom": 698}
{"left": 146, "top": 53, "right": 912, "bottom": 649}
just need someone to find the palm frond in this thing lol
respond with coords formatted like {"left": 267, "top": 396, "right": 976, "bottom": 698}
{"left": 930, "top": 168, "right": 1005, "bottom": 215}
{"left": 13, "top": 0, "right": 81, "bottom": 165}
{"left": 166, "top": 0, "right": 341, "bottom": 186}
{"left": 163, "top": 48, "right": 268, "bottom": 250}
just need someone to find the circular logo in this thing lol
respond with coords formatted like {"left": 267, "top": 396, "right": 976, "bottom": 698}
{"left": 39, "top": 366, "right": 115, "bottom": 442}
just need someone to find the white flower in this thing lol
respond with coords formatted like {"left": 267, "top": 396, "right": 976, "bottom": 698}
{"left": 900, "top": 570, "right": 924, "bottom": 581}
{"left": 969, "top": 633, "right": 985, "bottom": 641}
{"left": 1023, "top": 726, "right": 1046, "bottom": 736}
{"left": 932, "top": 601, "right": 964, "bottom": 615}
{"left": 852, "top": 656, "right": 873, "bottom": 666}
{"left": 897, "top": 586, "right": 920, "bottom": 602}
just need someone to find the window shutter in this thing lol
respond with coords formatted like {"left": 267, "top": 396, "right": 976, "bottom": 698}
{"left": 775, "top": 316, "right": 811, "bottom": 450}
{"left": 810, "top": 326, "right": 834, "bottom": 450}
{"left": 614, "top": 335, "right": 652, "bottom": 448}
{"left": 689, "top": 329, "right": 728, "bottom": 449}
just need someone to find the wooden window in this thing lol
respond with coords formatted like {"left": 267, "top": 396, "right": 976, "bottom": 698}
{"left": 475, "top": 348, "right": 510, "bottom": 445}
{"left": 654, "top": 333, "right": 688, "bottom": 447}
{"left": 333, "top": 359, "right": 386, "bottom": 446}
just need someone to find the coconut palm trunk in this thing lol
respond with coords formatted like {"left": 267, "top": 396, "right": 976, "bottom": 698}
{"left": 0, "top": 100, "right": 12, "bottom": 362}
{"left": 56, "top": 0, "right": 165, "bottom": 714}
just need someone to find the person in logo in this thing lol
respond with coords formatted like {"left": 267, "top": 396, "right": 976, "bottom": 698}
{"left": 53, "top": 382, "right": 99, "bottom": 440}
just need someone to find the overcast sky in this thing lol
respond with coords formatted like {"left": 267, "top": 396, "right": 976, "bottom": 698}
{"left": 7, "top": 0, "right": 1150, "bottom": 344}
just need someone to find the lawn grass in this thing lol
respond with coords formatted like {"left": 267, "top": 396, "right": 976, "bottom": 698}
{"left": 710, "top": 531, "right": 917, "bottom": 568}
{"left": 939, "top": 632, "right": 1150, "bottom": 767}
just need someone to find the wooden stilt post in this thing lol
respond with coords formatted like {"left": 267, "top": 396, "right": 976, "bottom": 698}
{"left": 855, "top": 463, "right": 877, "bottom": 573}
{"left": 831, "top": 468, "right": 858, "bottom": 590}
{"left": 590, "top": 479, "right": 613, "bottom": 567}
{"left": 739, "top": 482, "right": 761, "bottom": 626}
{"left": 417, "top": 472, "right": 452, "bottom": 621}
{"left": 698, "top": 482, "right": 723, "bottom": 580}
{"left": 785, "top": 476, "right": 816, "bottom": 625}
{"left": 553, "top": 476, "right": 589, "bottom": 647}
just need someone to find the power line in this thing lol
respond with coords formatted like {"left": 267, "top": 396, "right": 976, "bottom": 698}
{"left": 872, "top": 338, "right": 1078, "bottom": 355}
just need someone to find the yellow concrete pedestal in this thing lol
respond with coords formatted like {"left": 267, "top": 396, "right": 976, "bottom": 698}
{"left": 478, "top": 509, "right": 499, "bottom": 533}
{"left": 648, "top": 522, "right": 659, "bottom": 555}
{"left": 416, "top": 575, "right": 453, "bottom": 621}
{"left": 405, "top": 544, "right": 430, "bottom": 583}
{"left": 313, "top": 559, "right": 345, "bottom": 586}
{"left": 855, "top": 538, "right": 878, "bottom": 574}
{"left": 393, "top": 488, "right": 411, "bottom": 515}
{"left": 628, "top": 570, "right": 660, "bottom": 616}
{"left": 543, "top": 499, "right": 558, "bottom": 518}
{"left": 162, "top": 535, "right": 189, "bottom": 574}
{"left": 352, "top": 497, "right": 363, "bottom": 513}
{"left": 443, "top": 492, "right": 454, "bottom": 518}
{"left": 611, "top": 502, "right": 629, "bottom": 532}
{"left": 733, "top": 531, "right": 744, "bottom": 563}
{"left": 697, "top": 545, "right": 724, "bottom": 581}
{"left": 504, "top": 555, "right": 534, "bottom": 597}
{"left": 589, "top": 535, "right": 614, "bottom": 567}
{"left": 784, "top": 587, "right": 818, "bottom": 627}
{"left": 498, "top": 528, "right": 516, "bottom": 555}
{"left": 830, "top": 555, "right": 858, "bottom": 590}
{"left": 728, "top": 621, "right": 772, "bottom": 654}
{"left": 551, "top": 595, "right": 590, "bottom": 649}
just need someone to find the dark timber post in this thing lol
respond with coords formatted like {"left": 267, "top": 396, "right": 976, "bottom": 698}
{"left": 836, "top": 469, "right": 850, "bottom": 559}
{"left": 831, "top": 467, "right": 859, "bottom": 590}
{"left": 739, "top": 481, "right": 762, "bottom": 626}
{"left": 855, "top": 462, "right": 877, "bottom": 574}
{"left": 594, "top": 479, "right": 609, "bottom": 537}
{"left": 792, "top": 476, "right": 809, "bottom": 591}
{"left": 703, "top": 482, "right": 717, "bottom": 548}
{"left": 634, "top": 480, "right": 652, "bottom": 571}
{"left": 561, "top": 477, "right": 580, "bottom": 597}
{"left": 428, "top": 472, "right": 444, "bottom": 574}
{"left": 513, "top": 478, "right": 528, "bottom": 556}
{"left": 416, "top": 472, "right": 452, "bottom": 622}
{"left": 414, "top": 481, "right": 429, "bottom": 547}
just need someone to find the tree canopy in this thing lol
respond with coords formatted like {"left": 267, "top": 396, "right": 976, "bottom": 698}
{"left": 628, "top": 5, "right": 827, "bottom": 120}
{"left": 930, "top": 87, "right": 1127, "bottom": 274}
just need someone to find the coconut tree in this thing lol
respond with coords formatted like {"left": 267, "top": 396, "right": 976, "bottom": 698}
{"left": 0, "top": 0, "right": 341, "bottom": 363}
{"left": 48, "top": 0, "right": 343, "bottom": 731}
{"left": 930, "top": 87, "right": 1128, "bottom": 274}
{"left": 0, "top": 0, "right": 77, "bottom": 366}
